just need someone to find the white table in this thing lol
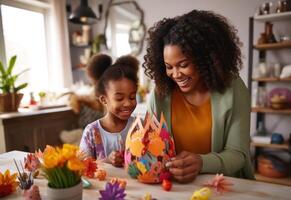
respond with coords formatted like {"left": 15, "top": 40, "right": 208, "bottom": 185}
{"left": 0, "top": 151, "right": 290, "bottom": 200}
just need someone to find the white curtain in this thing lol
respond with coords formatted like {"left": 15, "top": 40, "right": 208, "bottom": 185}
{"left": 47, "top": 0, "right": 73, "bottom": 91}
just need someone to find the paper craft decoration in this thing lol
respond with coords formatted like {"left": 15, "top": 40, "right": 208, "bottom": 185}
{"left": 124, "top": 113, "right": 175, "bottom": 183}
{"left": 203, "top": 174, "right": 233, "bottom": 193}
{"left": 99, "top": 182, "right": 126, "bottom": 200}
{"left": 24, "top": 185, "right": 41, "bottom": 200}
{"left": 190, "top": 187, "right": 211, "bottom": 200}
{"left": 0, "top": 170, "right": 18, "bottom": 197}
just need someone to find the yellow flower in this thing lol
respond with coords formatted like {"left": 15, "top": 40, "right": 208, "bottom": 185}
{"left": 40, "top": 144, "right": 86, "bottom": 188}
{"left": 43, "top": 147, "right": 63, "bottom": 168}
{"left": 62, "top": 144, "right": 79, "bottom": 160}
{"left": 136, "top": 162, "right": 147, "bottom": 174}
{"left": 67, "top": 158, "right": 85, "bottom": 171}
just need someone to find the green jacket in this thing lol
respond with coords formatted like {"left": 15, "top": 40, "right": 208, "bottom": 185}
{"left": 148, "top": 77, "right": 255, "bottom": 179}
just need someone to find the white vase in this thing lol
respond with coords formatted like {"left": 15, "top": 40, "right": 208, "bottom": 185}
{"left": 46, "top": 181, "right": 82, "bottom": 200}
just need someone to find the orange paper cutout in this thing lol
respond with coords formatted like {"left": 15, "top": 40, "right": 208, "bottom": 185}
{"left": 137, "top": 172, "right": 159, "bottom": 184}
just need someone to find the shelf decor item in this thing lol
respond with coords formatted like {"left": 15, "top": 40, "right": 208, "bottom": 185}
{"left": 269, "top": 87, "right": 291, "bottom": 109}
{"left": 0, "top": 55, "right": 28, "bottom": 112}
{"left": 124, "top": 113, "right": 175, "bottom": 183}
{"left": 265, "top": 22, "right": 277, "bottom": 43}
{"left": 258, "top": 154, "right": 289, "bottom": 178}
{"left": 271, "top": 133, "right": 284, "bottom": 144}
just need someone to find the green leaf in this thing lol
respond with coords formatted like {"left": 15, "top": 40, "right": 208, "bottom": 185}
{"left": 15, "top": 68, "right": 29, "bottom": 79}
{"left": 7, "top": 55, "right": 17, "bottom": 75}
{"left": 15, "top": 83, "right": 28, "bottom": 92}
{"left": 0, "top": 61, "right": 6, "bottom": 77}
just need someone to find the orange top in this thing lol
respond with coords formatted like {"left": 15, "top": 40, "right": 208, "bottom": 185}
{"left": 171, "top": 87, "right": 212, "bottom": 154}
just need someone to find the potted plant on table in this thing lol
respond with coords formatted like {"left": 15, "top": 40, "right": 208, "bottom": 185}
{"left": 39, "top": 144, "right": 86, "bottom": 200}
{"left": 0, "top": 55, "right": 28, "bottom": 112}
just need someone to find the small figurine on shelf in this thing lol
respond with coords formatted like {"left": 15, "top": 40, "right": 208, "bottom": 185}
{"left": 271, "top": 133, "right": 284, "bottom": 144}
{"left": 257, "top": 33, "right": 267, "bottom": 45}
{"left": 261, "top": 2, "right": 273, "bottom": 15}
{"left": 255, "top": 121, "right": 267, "bottom": 136}
{"left": 265, "top": 22, "right": 277, "bottom": 43}
{"left": 29, "top": 92, "right": 37, "bottom": 106}
{"left": 72, "top": 31, "right": 83, "bottom": 46}
{"left": 276, "top": 0, "right": 288, "bottom": 13}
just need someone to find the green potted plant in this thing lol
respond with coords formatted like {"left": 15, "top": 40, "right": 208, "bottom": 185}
{"left": 0, "top": 55, "right": 28, "bottom": 112}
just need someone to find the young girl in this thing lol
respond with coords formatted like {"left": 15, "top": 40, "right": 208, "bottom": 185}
{"left": 80, "top": 54, "right": 139, "bottom": 167}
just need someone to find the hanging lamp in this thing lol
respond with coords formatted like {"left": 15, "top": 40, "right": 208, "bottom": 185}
{"left": 69, "top": 0, "right": 102, "bottom": 25}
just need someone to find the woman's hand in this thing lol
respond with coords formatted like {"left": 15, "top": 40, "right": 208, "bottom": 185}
{"left": 108, "top": 151, "right": 124, "bottom": 167}
{"left": 166, "top": 151, "right": 203, "bottom": 183}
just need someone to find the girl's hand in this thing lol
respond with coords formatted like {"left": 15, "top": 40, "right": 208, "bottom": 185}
{"left": 166, "top": 151, "right": 203, "bottom": 183}
{"left": 108, "top": 151, "right": 124, "bottom": 167}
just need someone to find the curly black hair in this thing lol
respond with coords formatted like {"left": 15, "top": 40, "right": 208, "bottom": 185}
{"left": 86, "top": 53, "right": 112, "bottom": 83}
{"left": 94, "top": 54, "right": 139, "bottom": 96}
{"left": 143, "top": 10, "right": 242, "bottom": 98}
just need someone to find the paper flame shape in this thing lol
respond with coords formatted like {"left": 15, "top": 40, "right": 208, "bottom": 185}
{"left": 125, "top": 113, "right": 175, "bottom": 183}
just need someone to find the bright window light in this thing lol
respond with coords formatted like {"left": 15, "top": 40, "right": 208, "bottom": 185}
{"left": 1, "top": 5, "right": 49, "bottom": 97}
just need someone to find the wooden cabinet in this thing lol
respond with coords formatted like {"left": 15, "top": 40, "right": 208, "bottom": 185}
{"left": 0, "top": 107, "right": 78, "bottom": 152}
{"left": 248, "top": 11, "right": 291, "bottom": 186}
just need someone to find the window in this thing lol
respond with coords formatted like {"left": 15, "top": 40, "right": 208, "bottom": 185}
{"left": 115, "top": 23, "right": 131, "bottom": 57}
{"left": 0, "top": 2, "right": 50, "bottom": 104}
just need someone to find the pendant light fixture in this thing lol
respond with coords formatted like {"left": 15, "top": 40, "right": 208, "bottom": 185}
{"left": 69, "top": 0, "right": 102, "bottom": 25}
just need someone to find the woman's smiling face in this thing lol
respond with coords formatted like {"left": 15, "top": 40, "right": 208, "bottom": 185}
{"left": 163, "top": 45, "right": 200, "bottom": 94}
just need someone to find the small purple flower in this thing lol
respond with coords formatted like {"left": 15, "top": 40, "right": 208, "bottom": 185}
{"left": 99, "top": 182, "right": 126, "bottom": 200}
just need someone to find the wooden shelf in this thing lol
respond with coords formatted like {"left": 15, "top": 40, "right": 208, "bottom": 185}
{"left": 255, "top": 173, "right": 291, "bottom": 186}
{"left": 252, "top": 107, "right": 291, "bottom": 114}
{"left": 253, "top": 41, "right": 291, "bottom": 50}
{"left": 252, "top": 77, "right": 291, "bottom": 82}
{"left": 70, "top": 43, "right": 91, "bottom": 48}
{"left": 254, "top": 11, "right": 291, "bottom": 22}
{"left": 251, "top": 142, "right": 289, "bottom": 150}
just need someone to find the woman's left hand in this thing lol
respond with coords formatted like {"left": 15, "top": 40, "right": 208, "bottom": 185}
{"left": 166, "top": 151, "right": 203, "bottom": 183}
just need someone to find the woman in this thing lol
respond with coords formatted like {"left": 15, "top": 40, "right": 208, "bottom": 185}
{"left": 143, "top": 10, "right": 254, "bottom": 183}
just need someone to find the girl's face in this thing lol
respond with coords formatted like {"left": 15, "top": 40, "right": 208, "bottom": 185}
{"left": 163, "top": 45, "right": 201, "bottom": 94}
{"left": 100, "top": 78, "right": 137, "bottom": 121}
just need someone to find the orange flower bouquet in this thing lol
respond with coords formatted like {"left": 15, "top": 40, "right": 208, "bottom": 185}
{"left": 40, "top": 144, "right": 85, "bottom": 189}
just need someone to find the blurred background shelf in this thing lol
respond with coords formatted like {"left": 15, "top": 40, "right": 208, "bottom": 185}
{"left": 252, "top": 77, "right": 291, "bottom": 82}
{"left": 251, "top": 107, "right": 291, "bottom": 114}
{"left": 254, "top": 11, "right": 291, "bottom": 22}
{"left": 251, "top": 142, "right": 290, "bottom": 150}
{"left": 255, "top": 173, "right": 291, "bottom": 186}
{"left": 253, "top": 41, "right": 291, "bottom": 50}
